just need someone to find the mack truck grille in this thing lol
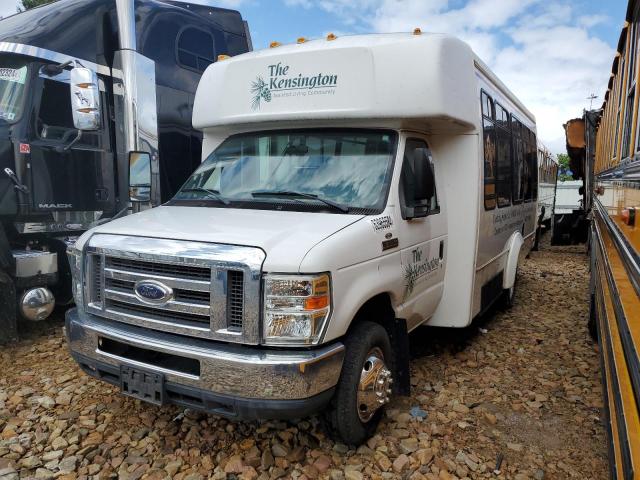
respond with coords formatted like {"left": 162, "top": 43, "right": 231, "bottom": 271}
{"left": 84, "top": 235, "right": 264, "bottom": 345}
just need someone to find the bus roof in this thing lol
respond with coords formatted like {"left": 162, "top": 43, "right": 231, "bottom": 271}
{"left": 193, "top": 32, "right": 534, "bottom": 134}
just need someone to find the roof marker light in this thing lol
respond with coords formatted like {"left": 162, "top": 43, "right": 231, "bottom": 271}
{"left": 217, "top": 54, "right": 230, "bottom": 61}
{"left": 270, "top": 41, "right": 281, "bottom": 48}
{"left": 413, "top": 28, "right": 422, "bottom": 35}
{"left": 327, "top": 33, "right": 337, "bottom": 41}
{"left": 297, "top": 37, "right": 307, "bottom": 44}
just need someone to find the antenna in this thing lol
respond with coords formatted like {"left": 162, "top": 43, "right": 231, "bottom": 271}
{"left": 587, "top": 93, "right": 598, "bottom": 110}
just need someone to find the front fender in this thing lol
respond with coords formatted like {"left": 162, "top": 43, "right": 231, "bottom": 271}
{"left": 503, "top": 231, "right": 523, "bottom": 289}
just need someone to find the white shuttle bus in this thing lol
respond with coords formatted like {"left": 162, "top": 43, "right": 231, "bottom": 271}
{"left": 66, "top": 32, "right": 538, "bottom": 444}
{"left": 535, "top": 144, "right": 558, "bottom": 246}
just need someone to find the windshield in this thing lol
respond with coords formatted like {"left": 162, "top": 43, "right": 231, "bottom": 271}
{"left": 172, "top": 129, "right": 397, "bottom": 213}
{"left": 0, "top": 56, "right": 28, "bottom": 123}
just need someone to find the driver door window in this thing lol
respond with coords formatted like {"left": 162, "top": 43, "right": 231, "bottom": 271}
{"left": 36, "top": 69, "right": 101, "bottom": 148}
{"left": 400, "top": 138, "right": 439, "bottom": 215}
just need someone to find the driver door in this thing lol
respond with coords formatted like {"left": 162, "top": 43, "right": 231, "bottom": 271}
{"left": 397, "top": 137, "right": 447, "bottom": 330}
{"left": 28, "top": 67, "right": 115, "bottom": 214}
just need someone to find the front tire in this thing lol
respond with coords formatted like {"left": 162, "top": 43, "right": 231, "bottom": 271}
{"left": 326, "top": 321, "right": 394, "bottom": 445}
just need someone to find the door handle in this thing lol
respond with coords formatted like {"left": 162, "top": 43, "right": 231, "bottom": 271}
{"left": 439, "top": 240, "right": 444, "bottom": 260}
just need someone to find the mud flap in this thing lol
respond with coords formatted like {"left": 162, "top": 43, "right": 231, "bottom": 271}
{"left": 0, "top": 269, "right": 17, "bottom": 344}
{"left": 385, "top": 318, "right": 410, "bottom": 396}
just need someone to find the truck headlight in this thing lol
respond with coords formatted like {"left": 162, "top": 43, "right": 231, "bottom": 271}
{"left": 66, "top": 247, "right": 83, "bottom": 307}
{"left": 263, "top": 273, "right": 331, "bottom": 345}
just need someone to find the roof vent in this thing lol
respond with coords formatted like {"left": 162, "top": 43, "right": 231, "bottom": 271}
{"left": 270, "top": 41, "right": 281, "bottom": 48}
{"left": 297, "top": 37, "right": 308, "bottom": 44}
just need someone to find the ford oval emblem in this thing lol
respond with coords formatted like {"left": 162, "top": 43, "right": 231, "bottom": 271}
{"left": 134, "top": 280, "right": 174, "bottom": 305}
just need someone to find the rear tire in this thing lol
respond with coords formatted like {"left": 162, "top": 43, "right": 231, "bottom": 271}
{"left": 532, "top": 225, "right": 541, "bottom": 251}
{"left": 0, "top": 269, "right": 18, "bottom": 344}
{"left": 326, "top": 321, "right": 393, "bottom": 445}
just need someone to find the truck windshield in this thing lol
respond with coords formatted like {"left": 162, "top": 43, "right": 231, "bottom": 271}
{"left": 173, "top": 130, "right": 397, "bottom": 213}
{"left": 0, "top": 56, "right": 28, "bottom": 123}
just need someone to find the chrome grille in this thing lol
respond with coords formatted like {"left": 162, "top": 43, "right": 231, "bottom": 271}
{"left": 108, "top": 299, "right": 210, "bottom": 327}
{"left": 92, "top": 255, "right": 103, "bottom": 305}
{"left": 84, "top": 235, "right": 264, "bottom": 344}
{"left": 106, "top": 278, "right": 211, "bottom": 304}
{"left": 106, "top": 257, "right": 210, "bottom": 280}
{"left": 227, "top": 270, "right": 244, "bottom": 330}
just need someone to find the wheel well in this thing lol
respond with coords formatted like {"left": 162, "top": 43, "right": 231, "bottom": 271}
{"left": 349, "top": 293, "right": 411, "bottom": 396}
{"left": 351, "top": 293, "right": 395, "bottom": 327}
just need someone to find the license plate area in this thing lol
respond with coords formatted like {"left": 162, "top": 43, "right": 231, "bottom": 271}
{"left": 120, "top": 366, "right": 164, "bottom": 405}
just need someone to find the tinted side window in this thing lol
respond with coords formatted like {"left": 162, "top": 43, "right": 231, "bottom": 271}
{"left": 401, "top": 138, "right": 439, "bottom": 214}
{"left": 177, "top": 27, "right": 216, "bottom": 72}
{"left": 525, "top": 131, "right": 537, "bottom": 201}
{"left": 511, "top": 117, "right": 525, "bottom": 204}
{"left": 494, "top": 102, "right": 512, "bottom": 208}
{"left": 481, "top": 91, "right": 496, "bottom": 210}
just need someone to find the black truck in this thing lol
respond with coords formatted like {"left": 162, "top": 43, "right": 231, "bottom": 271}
{"left": 0, "top": 0, "right": 251, "bottom": 341}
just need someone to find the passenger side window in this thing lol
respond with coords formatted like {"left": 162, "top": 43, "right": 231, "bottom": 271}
{"left": 526, "top": 131, "right": 538, "bottom": 201}
{"left": 511, "top": 117, "right": 525, "bottom": 204}
{"left": 495, "top": 103, "right": 512, "bottom": 208}
{"left": 400, "top": 138, "right": 439, "bottom": 216}
{"left": 177, "top": 27, "right": 216, "bottom": 72}
{"left": 481, "top": 91, "right": 497, "bottom": 210}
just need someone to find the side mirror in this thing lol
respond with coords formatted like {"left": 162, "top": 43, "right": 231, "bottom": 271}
{"left": 413, "top": 152, "right": 435, "bottom": 202}
{"left": 70, "top": 67, "right": 101, "bottom": 130}
{"left": 129, "top": 152, "right": 151, "bottom": 203}
{"left": 402, "top": 151, "right": 435, "bottom": 220}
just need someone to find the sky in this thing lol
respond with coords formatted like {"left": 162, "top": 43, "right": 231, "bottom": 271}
{"left": 0, "top": 0, "right": 629, "bottom": 154}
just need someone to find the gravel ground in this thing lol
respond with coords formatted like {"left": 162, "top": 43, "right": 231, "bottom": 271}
{"left": 0, "top": 240, "right": 607, "bottom": 480}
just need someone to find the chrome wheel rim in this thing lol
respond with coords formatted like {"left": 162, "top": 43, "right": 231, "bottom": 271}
{"left": 357, "top": 347, "right": 393, "bottom": 422}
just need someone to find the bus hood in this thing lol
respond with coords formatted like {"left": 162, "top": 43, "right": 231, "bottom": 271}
{"left": 80, "top": 206, "right": 365, "bottom": 272}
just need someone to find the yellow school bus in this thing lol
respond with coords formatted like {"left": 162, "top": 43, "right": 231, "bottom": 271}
{"left": 566, "top": 1, "right": 640, "bottom": 477}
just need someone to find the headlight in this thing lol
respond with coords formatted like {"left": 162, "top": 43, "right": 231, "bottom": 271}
{"left": 66, "top": 247, "right": 83, "bottom": 307}
{"left": 263, "top": 273, "right": 331, "bottom": 345}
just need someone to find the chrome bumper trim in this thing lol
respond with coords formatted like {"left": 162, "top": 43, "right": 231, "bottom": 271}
{"left": 66, "top": 309, "right": 345, "bottom": 401}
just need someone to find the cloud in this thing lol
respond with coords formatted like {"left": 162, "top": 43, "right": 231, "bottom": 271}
{"left": 283, "top": 0, "right": 615, "bottom": 154}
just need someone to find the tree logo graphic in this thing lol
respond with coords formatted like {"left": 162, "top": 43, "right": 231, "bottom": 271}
{"left": 251, "top": 76, "right": 272, "bottom": 110}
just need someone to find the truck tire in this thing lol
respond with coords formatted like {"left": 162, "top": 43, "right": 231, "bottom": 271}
{"left": 532, "top": 225, "right": 541, "bottom": 251}
{"left": 0, "top": 269, "right": 18, "bottom": 344}
{"left": 326, "top": 321, "right": 394, "bottom": 445}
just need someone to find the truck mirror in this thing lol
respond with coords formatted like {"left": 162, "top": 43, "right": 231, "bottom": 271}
{"left": 129, "top": 152, "right": 152, "bottom": 203}
{"left": 70, "top": 67, "right": 101, "bottom": 130}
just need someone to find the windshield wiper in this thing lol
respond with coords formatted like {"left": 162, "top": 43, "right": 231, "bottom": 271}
{"left": 251, "top": 190, "right": 350, "bottom": 213}
{"left": 180, "top": 187, "right": 230, "bottom": 205}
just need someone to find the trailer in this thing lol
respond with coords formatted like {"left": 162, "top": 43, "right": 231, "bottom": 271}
{"left": 0, "top": 0, "right": 251, "bottom": 341}
{"left": 65, "top": 32, "right": 538, "bottom": 444}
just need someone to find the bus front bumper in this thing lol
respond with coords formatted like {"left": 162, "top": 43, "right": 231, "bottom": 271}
{"left": 65, "top": 308, "right": 344, "bottom": 420}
